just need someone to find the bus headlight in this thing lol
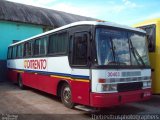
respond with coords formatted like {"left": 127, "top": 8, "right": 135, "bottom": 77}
{"left": 147, "top": 81, "right": 151, "bottom": 87}
{"left": 143, "top": 82, "right": 148, "bottom": 87}
{"left": 102, "top": 84, "right": 117, "bottom": 92}
{"left": 143, "top": 81, "right": 151, "bottom": 88}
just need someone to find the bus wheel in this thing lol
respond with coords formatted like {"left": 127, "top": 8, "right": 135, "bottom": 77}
{"left": 18, "top": 75, "right": 25, "bottom": 89}
{"left": 61, "top": 83, "right": 74, "bottom": 108}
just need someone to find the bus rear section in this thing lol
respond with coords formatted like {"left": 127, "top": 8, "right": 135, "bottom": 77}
{"left": 134, "top": 18, "right": 160, "bottom": 94}
{"left": 7, "top": 21, "right": 151, "bottom": 108}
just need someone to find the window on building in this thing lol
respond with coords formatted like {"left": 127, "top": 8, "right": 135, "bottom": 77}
{"left": 43, "top": 27, "right": 53, "bottom": 32}
{"left": 48, "top": 32, "right": 68, "bottom": 54}
{"left": 72, "top": 32, "right": 88, "bottom": 65}
{"left": 13, "top": 40, "right": 20, "bottom": 43}
{"left": 138, "top": 24, "right": 156, "bottom": 52}
{"left": 34, "top": 37, "right": 47, "bottom": 55}
{"left": 24, "top": 41, "right": 32, "bottom": 57}
{"left": 17, "top": 44, "right": 23, "bottom": 58}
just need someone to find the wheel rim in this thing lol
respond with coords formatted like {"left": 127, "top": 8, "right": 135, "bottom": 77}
{"left": 63, "top": 86, "right": 71, "bottom": 103}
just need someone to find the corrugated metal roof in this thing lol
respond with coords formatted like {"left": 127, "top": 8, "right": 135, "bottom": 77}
{"left": 0, "top": 0, "right": 96, "bottom": 27}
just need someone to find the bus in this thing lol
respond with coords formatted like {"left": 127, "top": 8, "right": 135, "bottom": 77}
{"left": 7, "top": 21, "right": 151, "bottom": 108}
{"left": 134, "top": 18, "right": 160, "bottom": 94}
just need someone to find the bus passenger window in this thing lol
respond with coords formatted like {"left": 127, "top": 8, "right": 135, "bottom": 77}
{"left": 34, "top": 37, "right": 47, "bottom": 56}
{"left": 7, "top": 47, "right": 12, "bottom": 59}
{"left": 12, "top": 46, "right": 17, "bottom": 59}
{"left": 48, "top": 32, "right": 68, "bottom": 54}
{"left": 40, "top": 38, "right": 47, "bottom": 55}
{"left": 73, "top": 33, "right": 88, "bottom": 65}
{"left": 24, "top": 41, "right": 32, "bottom": 57}
{"left": 17, "top": 44, "right": 23, "bottom": 58}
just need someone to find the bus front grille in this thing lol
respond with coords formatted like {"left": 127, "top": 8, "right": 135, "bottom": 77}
{"left": 117, "top": 82, "right": 143, "bottom": 92}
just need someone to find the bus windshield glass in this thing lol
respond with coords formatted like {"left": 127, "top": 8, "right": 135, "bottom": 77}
{"left": 95, "top": 28, "right": 150, "bottom": 66}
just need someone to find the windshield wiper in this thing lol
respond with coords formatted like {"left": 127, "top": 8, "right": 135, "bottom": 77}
{"left": 109, "top": 37, "right": 120, "bottom": 66}
{"left": 128, "top": 37, "right": 145, "bottom": 66}
{"left": 133, "top": 47, "right": 146, "bottom": 66}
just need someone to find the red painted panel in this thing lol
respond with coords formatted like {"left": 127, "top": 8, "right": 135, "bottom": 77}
{"left": 8, "top": 69, "right": 91, "bottom": 106}
{"left": 8, "top": 69, "right": 151, "bottom": 108}
{"left": 36, "top": 74, "right": 59, "bottom": 95}
{"left": 22, "top": 73, "right": 60, "bottom": 95}
{"left": 22, "top": 72, "right": 91, "bottom": 106}
{"left": 23, "top": 72, "right": 37, "bottom": 88}
{"left": 71, "top": 81, "right": 90, "bottom": 106}
{"left": 90, "top": 89, "right": 151, "bottom": 108}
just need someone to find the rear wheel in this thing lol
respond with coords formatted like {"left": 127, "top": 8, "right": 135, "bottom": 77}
{"left": 18, "top": 75, "right": 25, "bottom": 89}
{"left": 61, "top": 83, "right": 74, "bottom": 108}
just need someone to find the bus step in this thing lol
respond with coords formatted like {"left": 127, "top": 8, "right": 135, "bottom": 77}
{"left": 75, "top": 105, "right": 99, "bottom": 112}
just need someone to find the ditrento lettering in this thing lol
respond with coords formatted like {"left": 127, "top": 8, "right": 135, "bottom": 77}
{"left": 24, "top": 59, "right": 47, "bottom": 70}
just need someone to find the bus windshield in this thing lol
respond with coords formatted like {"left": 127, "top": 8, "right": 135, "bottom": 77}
{"left": 96, "top": 28, "right": 150, "bottom": 66}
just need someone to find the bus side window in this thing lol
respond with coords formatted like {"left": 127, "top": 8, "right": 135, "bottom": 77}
{"left": 17, "top": 44, "right": 23, "bottom": 58}
{"left": 48, "top": 32, "right": 68, "bottom": 55}
{"left": 34, "top": 37, "right": 47, "bottom": 56}
{"left": 7, "top": 47, "right": 12, "bottom": 59}
{"left": 40, "top": 37, "right": 47, "bottom": 55}
{"left": 12, "top": 46, "right": 17, "bottom": 59}
{"left": 72, "top": 32, "right": 88, "bottom": 66}
{"left": 24, "top": 41, "right": 32, "bottom": 57}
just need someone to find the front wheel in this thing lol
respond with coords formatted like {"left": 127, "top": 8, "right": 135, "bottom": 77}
{"left": 61, "top": 83, "right": 74, "bottom": 108}
{"left": 18, "top": 75, "right": 25, "bottom": 90}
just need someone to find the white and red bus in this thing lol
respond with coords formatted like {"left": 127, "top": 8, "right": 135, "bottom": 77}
{"left": 7, "top": 21, "right": 151, "bottom": 108}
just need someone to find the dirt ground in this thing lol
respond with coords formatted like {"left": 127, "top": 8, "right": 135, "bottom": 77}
{"left": 0, "top": 81, "right": 160, "bottom": 120}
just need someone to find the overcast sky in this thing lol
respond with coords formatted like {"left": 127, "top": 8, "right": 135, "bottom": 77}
{"left": 7, "top": 0, "right": 160, "bottom": 25}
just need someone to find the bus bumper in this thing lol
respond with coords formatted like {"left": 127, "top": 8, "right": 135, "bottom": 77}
{"left": 90, "top": 89, "right": 151, "bottom": 108}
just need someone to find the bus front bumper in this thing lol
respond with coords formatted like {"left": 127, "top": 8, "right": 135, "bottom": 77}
{"left": 90, "top": 88, "right": 151, "bottom": 108}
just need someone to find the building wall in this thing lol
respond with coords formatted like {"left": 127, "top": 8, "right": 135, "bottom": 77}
{"left": 0, "top": 20, "right": 43, "bottom": 59}
{"left": 0, "top": 20, "right": 44, "bottom": 81}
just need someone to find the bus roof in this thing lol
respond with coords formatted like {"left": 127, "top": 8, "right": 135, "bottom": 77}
{"left": 133, "top": 18, "right": 160, "bottom": 27}
{"left": 9, "top": 21, "right": 146, "bottom": 47}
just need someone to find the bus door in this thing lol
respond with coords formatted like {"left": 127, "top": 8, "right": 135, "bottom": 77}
{"left": 70, "top": 31, "right": 91, "bottom": 105}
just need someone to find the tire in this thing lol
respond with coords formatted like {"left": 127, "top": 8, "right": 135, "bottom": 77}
{"left": 61, "top": 83, "right": 74, "bottom": 108}
{"left": 18, "top": 75, "right": 25, "bottom": 90}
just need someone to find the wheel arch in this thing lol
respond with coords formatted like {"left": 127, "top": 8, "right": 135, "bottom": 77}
{"left": 57, "top": 80, "right": 71, "bottom": 97}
